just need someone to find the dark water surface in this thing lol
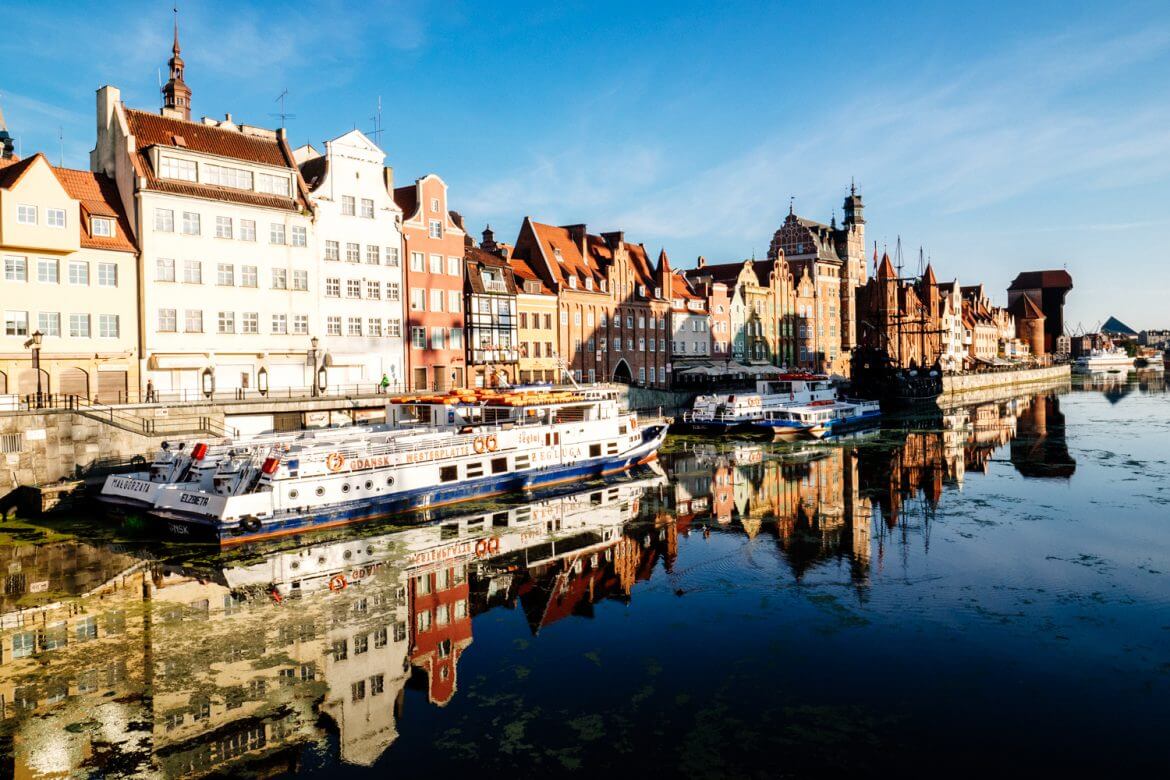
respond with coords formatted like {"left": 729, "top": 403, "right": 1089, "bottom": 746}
{"left": 1, "top": 375, "right": 1167, "bottom": 777}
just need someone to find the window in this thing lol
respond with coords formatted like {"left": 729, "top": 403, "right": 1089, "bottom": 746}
{"left": 387, "top": 246, "right": 400, "bottom": 266}
{"left": 346, "top": 242, "right": 360, "bottom": 263}
{"left": 292, "top": 269, "right": 308, "bottom": 291}
{"left": 347, "top": 317, "right": 362, "bottom": 336}
{"left": 158, "top": 308, "right": 177, "bottom": 332}
{"left": 325, "top": 240, "right": 340, "bottom": 261}
{"left": 448, "top": 290, "right": 461, "bottom": 313}
{"left": 411, "top": 252, "right": 425, "bottom": 272}
{"left": 68, "top": 261, "right": 89, "bottom": 285}
{"left": 291, "top": 225, "right": 307, "bottom": 247}
{"left": 347, "top": 279, "right": 362, "bottom": 298}
{"left": 183, "top": 259, "right": 202, "bottom": 284}
{"left": 429, "top": 254, "right": 443, "bottom": 274}
{"left": 449, "top": 328, "right": 463, "bottom": 349}
{"left": 387, "top": 282, "right": 401, "bottom": 301}
{"left": 240, "top": 219, "right": 256, "bottom": 241}
{"left": 16, "top": 204, "right": 37, "bottom": 224}
{"left": 218, "top": 311, "right": 235, "bottom": 334}
{"left": 430, "top": 196, "right": 440, "bottom": 212}
{"left": 428, "top": 219, "right": 443, "bottom": 238}
{"left": 270, "top": 223, "right": 286, "bottom": 245}
{"left": 4, "top": 255, "right": 26, "bottom": 281}
{"left": 327, "top": 316, "right": 342, "bottom": 336}
{"left": 354, "top": 634, "right": 369, "bottom": 655}
{"left": 325, "top": 277, "right": 340, "bottom": 297}
{"left": 360, "top": 197, "right": 375, "bottom": 218}
{"left": 99, "top": 314, "right": 119, "bottom": 338}
{"left": 256, "top": 173, "right": 291, "bottom": 196}
{"left": 184, "top": 309, "right": 203, "bottom": 333}
{"left": 333, "top": 639, "right": 348, "bottom": 661}
{"left": 368, "top": 318, "right": 382, "bottom": 337}
{"left": 154, "top": 208, "right": 174, "bottom": 232}
{"left": 366, "top": 280, "right": 380, "bottom": 299}
{"left": 272, "top": 314, "right": 288, "bottom": 334}
{"left": 240, "top": 265, "right": 258, "bottom": 288}
{"left": 38, "top": 311, "right": 60, "bottom": 336}
{"left": 69, "top": 313, "right": 91, "bottom": 337}
{"left": 181, "top": 211, "right": 201, "bottom": 235}
{"left": 341, "top": 195, "right": 356, "bottom": 216}
{"left": 388, "top": 318, "right": 402, "bottom": 337}
{"left": 430, "top": 327, "right": 445, "bottom": 350}
{"left": 160, "top": 156, "right": 197, "bottom": 181}
{"left": 217, "top": 263, "right": 234, "bottom": 286}
{"left": 411, "top": 326, "right": 426, "bottom": 349}
{"left": 430, "top": 289, "right": 443, "bottom": 311}
{"left": 440, "top": 465, "right": 458, "bottom": 482}
{"left": 215, "top": 216, "right": 233, "bottom": 239}
{"left": 4, "top": 310, "right": 29, "bottom": 336}
{"left": 491, "top": 457, "right": 507, "bottom": 474}
{"left": 447, "top": 256, "right": 460, "bottom": 276}
{"left": 410, "top": 288, "right": 425, "bottom": 311}
{"left": 36, "top": 258, "right": 57, "bottom": 283}
{"left": 293, "top": 314, "right": 309, "bottom": 334}
{"left": 204, "top": 163, "right": 252, "bottom": 189}
{"left": 242, "top": 312, "right": 259, "bottom": 334}
{"left": 366, "top": 245, "right": 380, "bottom": 264}
{"left": 46, "top": 208, "right": 66, "bottom": 228}
{"left": 97, "top": 262, "right": 118, "bottom": 287}
{"left": 272, "top": 268, "right": 288, "bottom": 289}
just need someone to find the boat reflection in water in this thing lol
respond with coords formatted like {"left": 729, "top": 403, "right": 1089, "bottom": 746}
{"left": 0, "top": 391, "right": 1079, "bottom": 777}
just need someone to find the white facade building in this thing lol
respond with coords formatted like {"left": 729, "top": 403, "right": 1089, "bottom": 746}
{"left": 91, "top": 85, "right": 320, "bottom": 397}
{"left": 296, "top": 131, "right": 406, "bottom": 391}
{"left": 669, "top": 270, "right": 709, "bottom": 361}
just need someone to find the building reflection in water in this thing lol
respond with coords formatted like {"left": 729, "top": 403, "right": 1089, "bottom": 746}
{"left": 0, "top": 390, "right": 1077, "bottom": 777}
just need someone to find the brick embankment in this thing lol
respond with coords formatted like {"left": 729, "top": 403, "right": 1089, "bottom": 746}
{"left": 941, "top": 364, "right": 1072, "bottom": 398}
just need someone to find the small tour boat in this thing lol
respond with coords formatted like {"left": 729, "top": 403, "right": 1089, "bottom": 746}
{"left": 750, "top": 398, "right": 882, "bottom": 439}
{"left": 677, "top": 373, "right": 837, "bottom": 433}
{"left": 1072, "top": 349, "right": 1134, "bottom": 374}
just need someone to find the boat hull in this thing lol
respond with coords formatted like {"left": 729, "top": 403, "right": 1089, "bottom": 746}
{"left": 149, "top": 424, "right": 669, "bottom": 545}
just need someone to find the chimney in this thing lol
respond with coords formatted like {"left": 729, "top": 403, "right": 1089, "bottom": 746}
{"left": 565, "top": 224, "right": 588, "bottom": 256}
{"left": 697, "top": 255, "right": 706, "bottom": 269}
{"left": 601, "top": 230, "right": 624, "bottom": 249}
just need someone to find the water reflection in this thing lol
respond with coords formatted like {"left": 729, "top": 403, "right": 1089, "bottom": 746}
{"left": 0, "top": 388, "right": 1086, "bottom": 776}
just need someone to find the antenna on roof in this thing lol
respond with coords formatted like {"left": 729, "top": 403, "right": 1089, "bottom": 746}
{"left": 917, "top": 246, "right": 925, "bottom": 276}
{"left": 57, "top": 126, "right": 63, "bottom": 167}
{"left": 368, "top": 96, "right": 384, "bottom": 147}
{"left": 270, "top": 89, "right": 296, "bottom": 130}
{"left": 157, "top": 68, "right": 163, "bottom": 107}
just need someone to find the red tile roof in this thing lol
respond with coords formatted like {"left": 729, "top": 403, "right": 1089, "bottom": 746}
{"left": 51, "top": 166, "right": 136, "bottom": 252}
{"left": 123, "top": 109, "right": 307, "bottom": 211}
{"left": 509, "top": 255, "right": 553, "bottom": 295}
{"left": 1008, "top": 270, "right": 1073, "bottom": 291}
{"left": 393, "top": 184, "right": 418, "bottom": 219}
{"left": 530, "top": 221, "right": 603, "bottom": 290}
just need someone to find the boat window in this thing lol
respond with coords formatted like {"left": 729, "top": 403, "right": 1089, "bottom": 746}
{"left": 316, "top": 487, "right": 325, "bottom": 496}
{"left": 364, "top": 480, "right": 373, "bottom": 490}
{"left": 288, "top": 489, "right": 299, "bottom": 499}
{"left": 492, "top": 512, "right": 509, "bottom": 527}
{"left": 589, "top": 444, "right": 602, "bottom": 458}
{"left": 491, "top": 457, "right": 507, "bottom": 474}
{"left": 440, "top": 465, "right": 458, "bottom": 483}
{"left": 466, "top": 462, "right": 484, "bottom": 478}
{"left": 441, "top": 522, "right": 459, "bottom": 540}
{"left": 618, "top": 425, "right": 628, "bottom": 435}
{"left": 386, "top": 476, "right": 395, "bottom": 486}
{"left": 341, "top": 483, "right": 351, "bottom": 493}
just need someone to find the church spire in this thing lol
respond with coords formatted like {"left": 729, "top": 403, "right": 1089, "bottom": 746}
{"left": 162, "top": 7, "right": 191, "bottom": 121}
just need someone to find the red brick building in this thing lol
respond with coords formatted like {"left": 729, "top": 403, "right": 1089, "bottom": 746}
{"left": 856, "top": 254, "right": 944, "bottom": 369}
{"left": 395, "top": 175, "right": 467, "bottom": 390}
{"left": 408, "top": 561, "right": 473, "bottom": 706}
{"left": 510, "top": 219, "right": 670, "bottom": 387}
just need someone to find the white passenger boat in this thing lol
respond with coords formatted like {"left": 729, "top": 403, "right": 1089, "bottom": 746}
{"left": 751, "top": 398, "right": 882, "bottom": 439}
{"left": 678, "top": 373, "right": 838, "bottom": 433}
{"left": 147, "top": 387, "right": 669, "bottom": 544}
{"left": 1072, "top": 349, "right": 1134, "bottom": 373}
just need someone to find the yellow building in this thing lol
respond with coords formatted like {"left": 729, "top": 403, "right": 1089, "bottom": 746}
{"left": 508, "top": 253, "right": 560, "bottom": 383}
{"left": 0, "top": 153, "right": 138, "bottom": 403}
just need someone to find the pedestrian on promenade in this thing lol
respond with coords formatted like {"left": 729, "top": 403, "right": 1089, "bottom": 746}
{"left": 379, "top": 374, "right": 390, "bottom": 394}
{"left": 146, "top": 379, "right": 156, "bottom": 403}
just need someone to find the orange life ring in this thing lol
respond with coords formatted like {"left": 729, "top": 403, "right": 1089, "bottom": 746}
{"left": 473, "top": 437, "right": 486, "bottom": 454}
{"left": 475, "top": 537, "right": 502, "bottom": 558}
{"left": 486, "top": 435, "right": 498, "bottom": 452}
{"left": 329, "top": 574, "right": 347, "bottom": 591}
{"left": 326, "top": 452, "right": 345, "bottom": 472}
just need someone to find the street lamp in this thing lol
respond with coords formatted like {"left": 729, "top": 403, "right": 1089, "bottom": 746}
{"left": 22, "top": 330, "right": 44, "bottom": 408}
{"left": 309, "top": 336, "right": 320, "bottom": 397}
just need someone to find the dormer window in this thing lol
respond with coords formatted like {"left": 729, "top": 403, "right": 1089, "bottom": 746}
{"left": 584, "top": 278, "right": 593, "bottom": 291}
{"left": 91, "top": 217, "right": 115, "bottom": 237}
{"left": 257, "top": 173, "right": 291, "bottom": 197}
{"left": 553, "top": 248, "right": 564, "bottom": 263}
{"left": 638, "top": 284, "right": 647, "bottom": 297}
{"left": 160, "top": 156, "right": 197, "bottom": 182}
{"left": 568, "top": 276, "right": 578, "bottom": 289}
{"left": 654, "top": 287, "right": 662, "bottom": 298}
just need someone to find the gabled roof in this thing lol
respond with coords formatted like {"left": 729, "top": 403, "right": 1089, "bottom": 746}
{"left": 671, "top": 269, "right": 700, "bottom": 302}
{"left": 509, "top": 254, "right": 553, "bottom": 296}
{"left": 465, "top": 245, "right": 518, "bottom": 295}
{"left": 52, "top": 167, "right": 136, "bottom": 252}
{"left": 530, "top": 221, "right": 604, "bottom": 290}
{"left": 0, "top": 154, "right": 40, "bottom": 189}
{"left": 1101, "top": 316, "right": 1137, "bottom": 336}
{"left": 123, "top": 108, "right": 307, "bottom": 211}
{"left": 392, "top": 184, "right": 418, "bottom": 218}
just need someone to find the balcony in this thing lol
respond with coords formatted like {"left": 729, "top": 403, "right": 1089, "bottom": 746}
{"left": 483, "top": 279, "right": 509, "bottom": 293}
{"left": 471, "top": 349, "right": 520, "bottom": 364}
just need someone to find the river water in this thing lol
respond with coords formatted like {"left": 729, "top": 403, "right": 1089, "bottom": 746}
{"left": 0, "top": 374, "right": 1167, "bottom": 777}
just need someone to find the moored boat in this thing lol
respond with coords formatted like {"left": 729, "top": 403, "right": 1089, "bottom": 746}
{"left": 750, "top": 398, "right": 881, "bottom": 439}
{"left": 1072, "top": 348, "right": 1134, "bottom": 374}
{"left": 676, "top": 373, "right": 837, "bottom": 433}
{"left": 146, "top": 387, "right": 668, "bottom": 544}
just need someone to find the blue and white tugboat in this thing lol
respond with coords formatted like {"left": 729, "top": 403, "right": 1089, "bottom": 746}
{"left": 147, "top": 387, "right": 668, "bottom": 543}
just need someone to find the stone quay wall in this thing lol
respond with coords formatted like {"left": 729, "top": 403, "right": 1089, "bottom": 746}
{"left": 941, "top": 364, "right": 1072, "bottom": 399}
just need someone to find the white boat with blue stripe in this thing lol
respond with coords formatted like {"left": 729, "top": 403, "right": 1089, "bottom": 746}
{"left": 751, "top": 398, "right": 881, "bottom": 439}
{"left": 678, "top": 373, "right": 838, "bottom": 433}
{"left": 148, "top": 387, "right": 668, "bottom": 544}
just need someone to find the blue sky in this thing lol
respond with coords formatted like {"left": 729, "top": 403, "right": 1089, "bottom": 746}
{"left": 3, "top": 0, "right": 1169, "bottom": 329}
